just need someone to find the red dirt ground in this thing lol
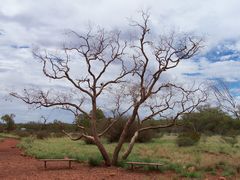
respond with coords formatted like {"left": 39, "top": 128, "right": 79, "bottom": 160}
{"left": 0, "top": 138, "right": 236, "bottom": 180}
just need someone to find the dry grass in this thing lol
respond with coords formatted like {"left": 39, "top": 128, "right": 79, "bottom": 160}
{"left": 0, "top": 133, "right": 19, "bottom": 139}
{"left": 130, "top": 135, "right": 240, "bottom": 168}
{"left": 18, "top": 134, "right": 240, "bottom": 169}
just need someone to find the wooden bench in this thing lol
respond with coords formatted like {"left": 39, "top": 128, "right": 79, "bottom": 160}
{"left": 40, "top": 159, "right": 76, "bottom": 169}
{"left": 126, "top": 161, "right": 164, "bottom": 170}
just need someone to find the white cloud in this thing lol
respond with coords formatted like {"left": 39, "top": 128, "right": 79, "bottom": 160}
{"left": 0, "top": 0, "right": 240, "bottom": 122}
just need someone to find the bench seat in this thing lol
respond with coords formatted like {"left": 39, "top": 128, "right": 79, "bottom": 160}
{"left": 40, "top": 159, "right": 76, "bottom": 169}
{"left": 126, "top": 161, "right": 164, "bottom": 170}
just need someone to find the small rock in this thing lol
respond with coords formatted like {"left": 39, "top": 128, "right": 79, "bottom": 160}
{"left": 218, "top": 177, "right": 226, "bottom": 180}
{"left": 187, "top": 166, "right": 196, "bottom": 173}
{"left": 109, "top": 173, "right": 116, "bottom": 177}
{"left": 20, "top": 153, "right": 26, "bottom": 157}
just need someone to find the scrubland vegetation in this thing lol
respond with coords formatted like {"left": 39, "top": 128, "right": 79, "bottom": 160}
{"left": 1, "top": 104, "right": 240, "bottom": 178}
{"left": 15, "top": 135, "right": 240, "bottom": 178}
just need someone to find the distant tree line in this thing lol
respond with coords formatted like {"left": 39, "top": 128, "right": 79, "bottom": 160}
{"left": 1, "top": 105, "right": 239, "bottom": 140}
{"left": 179, "top": 105, "right": 240, "bottom": 136}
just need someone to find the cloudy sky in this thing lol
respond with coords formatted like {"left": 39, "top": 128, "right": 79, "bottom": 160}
{"left": 0, "top": 0, "right": 240, "bottom": 123}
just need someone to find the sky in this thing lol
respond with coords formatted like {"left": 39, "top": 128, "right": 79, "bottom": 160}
{"left": 0, "top": 0, "right": 240, "bottom": 123}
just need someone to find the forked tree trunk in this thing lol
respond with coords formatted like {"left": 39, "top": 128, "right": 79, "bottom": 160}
{"left": 122, "top": 131, "right": 139, "bottom": 160}
{"left": 93, "top": 135, "right": 111, "bottom": 166}
{"left": 91, "top": 98, "right": 111, "bottom": 166}
{"left": 112, "top": 107, "right": 139, "bottom": 165}
{"left": 111, "top": 123, "right": 130, "bottom": 165}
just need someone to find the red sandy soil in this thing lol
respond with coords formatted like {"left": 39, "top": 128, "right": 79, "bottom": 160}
{"left": 0, "top": 138, "right": 235, "bottom": 180}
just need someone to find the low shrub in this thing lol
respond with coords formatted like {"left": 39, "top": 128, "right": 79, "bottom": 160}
{"left": 204, "top": 166, "right": 215, "bottom": 172}
{"left": 215, "top": 161, "right": 227, "bottom": 170}
{"left": 0, "top": 125, "right": 4, "bottom": 133}
{"left": 137, "top": 130, "right": 157, "bottom": 143}
{"left": 106, "top": 118, "right": 157, "bottom": 143}
{"left": 88, "top": 156, "right": 103, "bottom": 166}
{"left": 165, "top": 163, "right": 184, "bottom": 174}
{"left": 36, "top": 131, "right": 49, "bottom": 139}
{"left": 176, "top": 132, "right": 201, "bottom": 147}
{"left": 23, "top": 136, "right": 35, "bottom": 144}
{"left": 181, "top": 171, "right": 202, "bottom": 178}
{"left": 14, "top": 130, "right": 31, "bottom": 137}
{"left": 17, "top": 136, "right": 35, "bottom": 150}
{"left": 221, "top": 136, "right": 238, "bottom": 147}
{"left": 222, "top": 168, "right": 236, "bottom": 177}
{"left": 51, "top": 132, "right": 65, "bottom": 138}
{"left": 235, "top": 165, "right": 240, "bottom": 173}
{"left": 116, "top": 160, "right": 127, "bottom": 168}
{"left": 83, "top": 137, "right": 95, "bottom": 145}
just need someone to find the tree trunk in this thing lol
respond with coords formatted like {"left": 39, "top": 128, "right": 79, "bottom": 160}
{"left": 112, "top": 107, "right": 139, "bottom": 165}
{"left": 111, "top": 122, "right": 130, "bottom": 165}
{"left": 91, "top": 97, "right": 111, "bottom": 166}
{"left": 93, "top": 135, "right": 111, "bottom": 166}
{"left": 122, "top": 131, "right": 139, "bottom": 160}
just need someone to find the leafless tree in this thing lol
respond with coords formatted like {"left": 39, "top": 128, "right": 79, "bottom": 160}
{"left": 212, "top": 81, "right": 240, "bottom": 120}
{"left": 39, "top": 116, "right": 47, "bottom": 130}
{"left": 11, "top": 12, "right": 207, "bottom": 166}
{"left": 11, "top": 27, "right": 131, "bottom": 166}
{"left": 109, "top": 13, "right": 208, "bottom": 164}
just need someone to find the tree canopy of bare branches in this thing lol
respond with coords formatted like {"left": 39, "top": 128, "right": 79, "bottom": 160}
{"left": 212, "top": 81, "right": 240, "bottom": 120}
{"left": 11, "top": 12, "right": 207, "bottom": 166}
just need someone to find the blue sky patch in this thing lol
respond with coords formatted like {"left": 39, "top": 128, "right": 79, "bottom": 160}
{"left": 10, "top": 45, "right": 30, "bottom": 49}
{"left": 183, "top": 72, "right": 202, "bottom": 77}
{"left": 205, "top": 40, "right": 240, "bottom": 62}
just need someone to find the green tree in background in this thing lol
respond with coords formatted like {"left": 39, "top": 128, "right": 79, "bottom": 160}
{"left": 1, "top": 114, "right": 16, "bottom": 132}
{"left": 182, "top": 105, "right": 235, "bottom": 135}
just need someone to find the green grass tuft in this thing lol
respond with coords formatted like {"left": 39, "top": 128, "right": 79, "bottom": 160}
{"left": 0, "top": 133, "right": 19, "bottom": 139}
{"left": 88, "top": 155, "right": 103, "bottom": 166}
{"left": 181, "top": 171, "right": 203, "bottom": 178}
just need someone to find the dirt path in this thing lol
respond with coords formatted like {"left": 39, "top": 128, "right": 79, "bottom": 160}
{"left": 0, "top": 138, "right": 178, "bottom": 180}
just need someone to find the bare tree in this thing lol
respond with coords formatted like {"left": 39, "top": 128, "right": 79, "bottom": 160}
{"left": 11, "top": 28, "right": 131, "bottom": 166}
{"left": 110, "top": 13, "right": 208, "bottom": 164}
{"left": 212, "top": 81, "right": 240, "bottom": 120}
{"left": 11, "top": 12, "right": 207, "bottom": 166}
{"left": 40, "top": 116, "right": 47, "bottom": 130}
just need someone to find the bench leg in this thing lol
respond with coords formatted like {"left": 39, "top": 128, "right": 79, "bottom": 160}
{"left": 44, "top": 161, "right": 47, "bottom": 169}
{"left": 69, "top": 161, "right": 72, "bottom": 168}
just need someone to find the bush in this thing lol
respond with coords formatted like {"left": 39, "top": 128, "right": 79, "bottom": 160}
{"left": 222, "top": 168, "right": 236, "bottom": 177}
{"left": 181, "top": 171, "right": 202, "bottom": 178}
{"left": 1, "top": 114, "right": 16, "bottom": 132}
{"left": 137, "top": 130, "right": 157, "bottom": 143}
{"left": 106, "top": 118, "right": 157, "bottom": 143}
{"left": 83, "top": 137, "right": 95, "bottom": 145}
{"left": 0, "top": 125, "right": 4, "bottom": 133}
{"left": 17, "top": 136, "right": 35, "bottom": 150}
{"left": 215, "top": 161, "right": 227, "bottom": 170}
{"left": 24, "top": 136, "right": 35, "bottom": 144}
{"left": 51, "top": 132, "right": 65, "bottom": 138}
{"left": 36, "top": 131, "right": 49, "bottom": 139}
{"left": 106, "top": 119, "right": 125, "bottom": 143}
{"left": 88, "top": 156, "right": 103, "bottom": 166}
{"left": 164, "top": 163, "right": 184, "bottom": 174}
{"left": 222, "top": 136, "right": 238, "bottom": 147}
{"left": 14, "top": 130, "right": 31, "bottom": 137}
{"left": 176, "top": 132, "right": 201, "bottom": 147}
